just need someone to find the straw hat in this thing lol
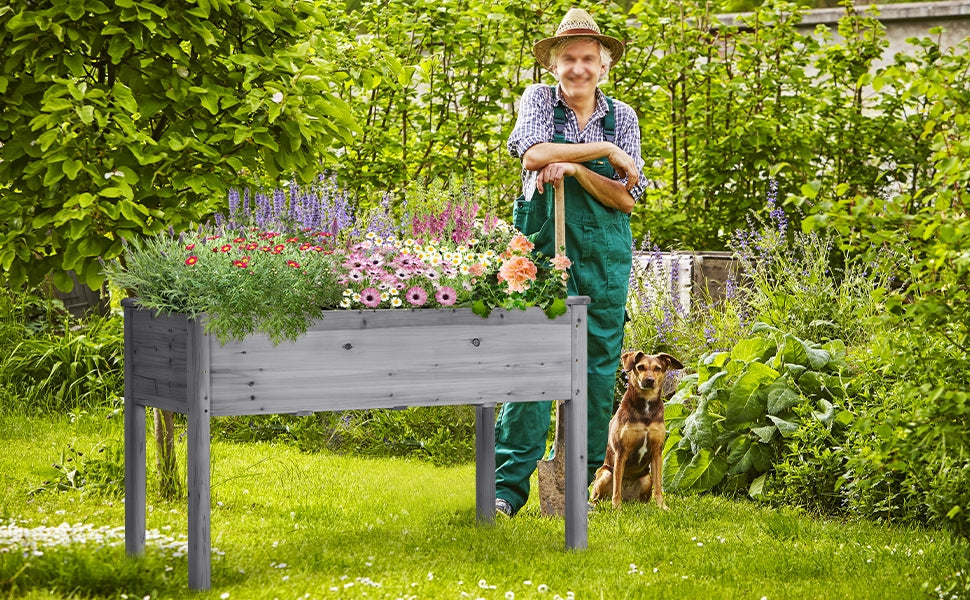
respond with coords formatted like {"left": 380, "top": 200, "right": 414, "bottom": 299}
{"left": 532, "top": 8, "right": 625, "bottom": 71}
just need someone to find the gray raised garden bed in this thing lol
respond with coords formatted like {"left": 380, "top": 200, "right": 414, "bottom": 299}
{"left": 122, "top": 296, "right": 590, "bottom": 590}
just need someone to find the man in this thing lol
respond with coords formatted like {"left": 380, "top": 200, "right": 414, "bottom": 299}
{"left": 495, "top": 7, "right": 646, "bottom": 517}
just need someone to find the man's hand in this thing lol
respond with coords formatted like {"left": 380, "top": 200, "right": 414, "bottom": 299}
{"left": 535, "top": 161, "right": 580, "bottom": 194}
{"left": 606, "top": 146, "right": 639, "bottom": 191}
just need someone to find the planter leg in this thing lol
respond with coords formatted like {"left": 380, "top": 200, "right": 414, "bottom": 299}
{"left": 565, "top": 297, "right": 589, "bottom": 550}
{"left": 124, "top": 396, "right": 146, "bottom": 556}
{"left": 475, "top": 403, "right": 496, "bottom": 524}
{"left": 123, "top": 302, "right": 146, "bottom": 558}
{"left": 188, "top": 326, "right": 212, "bottom": 590}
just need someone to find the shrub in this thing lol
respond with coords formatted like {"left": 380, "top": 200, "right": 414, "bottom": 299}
{"left": 663, "top": 323, "right": 854, "bottom": 497}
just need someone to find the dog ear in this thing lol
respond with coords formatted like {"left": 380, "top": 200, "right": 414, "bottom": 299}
{"left": 621, "top": 351, "right": 643, "bottom": 372}
{"left": 657, "top": 353, "right": 684, "bottom": 371}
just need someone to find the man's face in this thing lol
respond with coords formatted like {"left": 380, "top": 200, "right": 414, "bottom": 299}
{"left": 552, "top": 38, "right": 606, "bottom": 101}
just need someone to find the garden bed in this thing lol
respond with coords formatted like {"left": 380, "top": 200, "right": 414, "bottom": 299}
{"left": 122, "top": 297, "right": 590, "bottom": 590}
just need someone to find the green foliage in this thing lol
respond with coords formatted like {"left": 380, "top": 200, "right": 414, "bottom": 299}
{"left": 105, "top": 229, "right": 345, "bottom": 344}
{"left": 0, "top": 0, "right": 359, "bottom": 291}
{"left": 664, "top": 323, "right": 852, "bottom": 496}
{"left": 0, "top": 288, "right": 123, "bottom": 414}
{"left": 791, "top": 27, "right": 970, "bottom": 538}
{"left": 326, "top": 0, "right": 549, "bottom": 209}
{"left": 215, "top": 406, "right": 477, "bottom": 467}
{"left": 31, "top": 440, "right": 125, "bottom": 498}
{"left": 605, "top": 0, "right": 924, "bottom": 251}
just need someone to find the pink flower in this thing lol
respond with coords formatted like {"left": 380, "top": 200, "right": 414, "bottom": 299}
{"left": 435, "top": 286, "right": 457, "bottom": 306}
{"left": 550, "top": 254, "right": 572, "bottom": 271}
{"left": 405, "top": 286, "right": 428, "bottom": 307}
{"left": 508, "top": 234, "right": 534, "bottom": 254}
{"left": 360, "top": 287, "right": 381, "bottom": 308}
{"left": 468, "top": 263, "right": 486, "bottom": 277}
{"left": 498, "top": 256, "right": 537, "bottom": 293}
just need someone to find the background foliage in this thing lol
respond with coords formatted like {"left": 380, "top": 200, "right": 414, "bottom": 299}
{"left": 0, "top": 0, "right": 358, "bottom": 290}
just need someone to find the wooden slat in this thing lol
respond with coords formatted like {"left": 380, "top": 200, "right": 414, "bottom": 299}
{"left": 204, "top": 312, "right": 571, "bottom": 416}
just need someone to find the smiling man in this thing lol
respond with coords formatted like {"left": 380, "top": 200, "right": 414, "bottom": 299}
{"left": 494, "top": 8, "right": 647, "bottom": 518}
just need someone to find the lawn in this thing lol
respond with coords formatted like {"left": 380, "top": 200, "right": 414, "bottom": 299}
{"left": 1, "top": 410, "right": 967, "bottom": 599}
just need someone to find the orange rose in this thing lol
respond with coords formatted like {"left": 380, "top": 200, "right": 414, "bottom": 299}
{"left": 498, "top": 255, "right": 537, "bottom": 293}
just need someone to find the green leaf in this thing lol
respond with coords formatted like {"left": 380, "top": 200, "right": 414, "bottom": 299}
{"left": 730, "top": 337, "right": 774, "bottom": 363}
{"left": 471, "top": 300, "right": 491, "bottom": 318}
{"left": 63, "top": 159, "right": 83, "bottom": 180}
{"left": 725, "top": 367, "right": 773, "bottom": 427}
{"left": 813, "top": 399, "right": 836, "bottom": 425}
{"left": 672, "top": 449, "right": 727, "bottom": 493}
{"left": 800, "top": 180, "right": 820, "bottom": 199}
{"left": 767, "top": 415, "right": 798, "bottom": 438}
{"left": 806, "top": 347, "right": 831, "bottom": 371}
{"left": 777, "top": 334, "right": 810, "bottom": 368}
{"left": 682, "top": 398, "right": 715, "bottom": 449}
{"left": 751, "top": 425, "right": 777, "bottom": 443}
{"left": 52, "top": 270, "right": 75, "bottom": 293}
{"left": 542, "top": 297, "right": 566, "bottom": 319}
{"left": 112, "top": 82, "right": 138, "bottom": 113}
{"left": 766, "top": 380, "right": 800, "bottom": 414}
{"left": 797, "top": 371, "right": 826, "bottom": 399}
{"left": 749, "top": 473, "right": 767, "bottom": 498}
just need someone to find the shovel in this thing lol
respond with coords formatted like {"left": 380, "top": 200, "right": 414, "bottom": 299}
{"left": 537, "top": 181, "right": 569, "bottom": 517}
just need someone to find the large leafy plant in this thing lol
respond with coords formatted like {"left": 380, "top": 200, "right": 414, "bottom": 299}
{"left": 663, "top": 323, "right": 853, "bottom": 497}
{"left": 0, "top": 0, "right": 359, "bottom": 291}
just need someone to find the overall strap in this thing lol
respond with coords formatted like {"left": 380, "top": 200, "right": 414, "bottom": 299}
{"left": 552, "top": 87, "right": 568, "bottom": 142}
{"left": 603, "top": 96, "right": 616, "bottom": 143}
{"left": 551, "top": 86, "right": 616, "bottom": 144}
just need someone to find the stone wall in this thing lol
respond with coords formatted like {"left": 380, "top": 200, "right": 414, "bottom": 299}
{"left": 719, "top": 0, "right": 970, "bottom": 68}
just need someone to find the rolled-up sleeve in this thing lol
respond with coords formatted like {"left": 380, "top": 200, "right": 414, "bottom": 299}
{"left": 507, "top": 84, "right": 554, "bottom": 159}
{"left": 614, "top": 103, "right": 647, "bottom": 203}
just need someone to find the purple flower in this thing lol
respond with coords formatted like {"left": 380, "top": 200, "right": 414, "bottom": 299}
{"left": 435, "top": 286, "right": 457, "bottom": 306}
{"left": 405, "top": 286, "right": 428, "bottom": 307}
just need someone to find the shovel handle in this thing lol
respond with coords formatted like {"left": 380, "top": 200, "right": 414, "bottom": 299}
{"left": 554, "top": 181, "right": 565, "bottom": 256}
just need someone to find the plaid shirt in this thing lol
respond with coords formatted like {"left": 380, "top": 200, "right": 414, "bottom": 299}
{"left": 507, "top": 83, "right": 646, "bottom": 203}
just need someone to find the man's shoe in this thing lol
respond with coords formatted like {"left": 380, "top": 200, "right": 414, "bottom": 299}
{"left": 495, "top": 498, "right": 514, "bottom": 518}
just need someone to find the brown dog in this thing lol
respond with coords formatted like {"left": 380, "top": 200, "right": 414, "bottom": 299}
{"left": 591, "top": 351, "right": 684, "bottom": 509}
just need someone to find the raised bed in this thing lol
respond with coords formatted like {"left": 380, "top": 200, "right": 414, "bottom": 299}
{"left": 122, "top": 297, "right": 590, "bottom": 590}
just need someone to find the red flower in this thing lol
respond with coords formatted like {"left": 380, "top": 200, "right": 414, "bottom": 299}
{"left": 233, "top": 237, "right": 246, "bottom": 243}
{"left": 286, "top": 260, "right": 300, "bottom": 268}
{"left": 272, "top": 244, "right": 285, "bottom": 254}
{"left": 185, "top": 256, "right": 198, "bottom": 266}
{"left": 185, "top": 243, "right": 196, "bottom": 251}
{"left": 219, "top": 244, "right": 232, "bottom": 253}
{"left": 287, "top": 237, "right": 300, "bottom": 243}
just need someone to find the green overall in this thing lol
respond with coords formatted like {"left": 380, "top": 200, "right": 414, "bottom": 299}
{"left": 496, "top": 94, "right": 633, "bottom": 514}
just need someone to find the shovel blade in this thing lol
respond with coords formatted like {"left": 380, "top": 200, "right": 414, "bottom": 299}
{"left": 536, "top": 457, "right": 565, "bottom": 517}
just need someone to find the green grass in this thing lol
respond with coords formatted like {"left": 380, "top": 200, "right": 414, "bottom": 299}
{"left": 1, "top": 412, "right": 968, "bottom": 599}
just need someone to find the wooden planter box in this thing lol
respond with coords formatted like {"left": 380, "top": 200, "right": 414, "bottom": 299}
{"left": 122, "top": 297, "right": 590, "bottom": 590}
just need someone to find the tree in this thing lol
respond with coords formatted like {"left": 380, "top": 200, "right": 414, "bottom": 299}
{"left": 0, "top": 0, "right": 358, "bottom": 291}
